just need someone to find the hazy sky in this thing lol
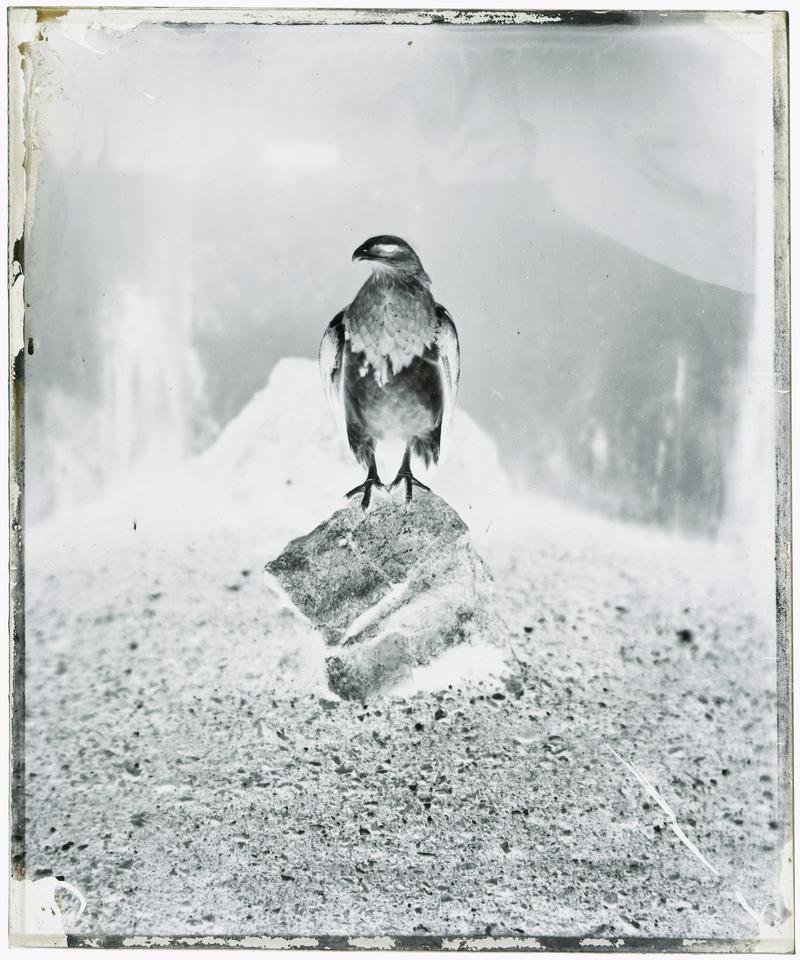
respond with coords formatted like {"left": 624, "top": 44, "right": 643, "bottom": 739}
{"left": 19, "top": 12, "right": 776, "bottom": 530}
{"left": 28, "top": 15, "right": 773, "bottom": 292}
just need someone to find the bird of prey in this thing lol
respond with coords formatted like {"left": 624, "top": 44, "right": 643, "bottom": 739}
{"left": 319, "top": 235, "right": 460, "bottom": 509}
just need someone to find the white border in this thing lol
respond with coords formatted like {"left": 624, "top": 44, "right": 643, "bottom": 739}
{"left": 3, "top": 3, "right": 793, "bottom": 959}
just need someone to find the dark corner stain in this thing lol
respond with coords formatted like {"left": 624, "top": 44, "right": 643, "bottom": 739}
{"left": 422, "top": 9, "right": 641, "bottom": 26}
{"left": 496, "top": 9, "right": 641, "bottom": 27}
{"left": 556, "top": 10, "right": 641, "bottom": 27}
{"left": 746, "top": 9, "right": 787, "bottom": 18}
{"left": 27, "top": 338, "right": 34, "bottom": 356}
{"left": 12, "top": 347, "right": 24, "bottom": 383}
{"left": 36, "top": 9, "right": 69, "bottom": 24}
{"left": 161, "top": 22, "right": 209, "bottom": 35}
{"left": 12, "top": 234, "right": 23, "bottom": 272}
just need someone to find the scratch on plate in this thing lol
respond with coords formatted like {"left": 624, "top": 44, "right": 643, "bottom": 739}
{"left": 605, "top": 744, "right": 719, "bottom": 876}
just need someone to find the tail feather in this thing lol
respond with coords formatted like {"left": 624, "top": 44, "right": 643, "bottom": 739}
{"left": 411, "top": 428, "right": 441, "bottom": 468}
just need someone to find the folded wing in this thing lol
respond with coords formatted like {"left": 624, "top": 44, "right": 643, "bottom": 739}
{"left": 319, "top": 311, "right": 348, "bottom": 448}
{"left": 434, "top": 303, "right": 460, "bottom": 462}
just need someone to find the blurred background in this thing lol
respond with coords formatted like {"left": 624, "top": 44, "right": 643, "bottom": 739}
{"left": 22, "top": 14, "right": 776, "bottom": 536}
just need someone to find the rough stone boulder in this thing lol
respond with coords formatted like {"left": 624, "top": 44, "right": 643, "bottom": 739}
{"left": 264, "top": 489, "right": 504, "bottom": 699}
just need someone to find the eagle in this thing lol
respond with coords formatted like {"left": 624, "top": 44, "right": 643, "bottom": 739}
{"left": 319, "top": 235, "right": 460, "bottom": 509}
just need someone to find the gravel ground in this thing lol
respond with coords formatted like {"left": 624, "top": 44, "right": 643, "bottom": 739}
{"left": 22, "top": 488, "right": 787, "bottom": 945}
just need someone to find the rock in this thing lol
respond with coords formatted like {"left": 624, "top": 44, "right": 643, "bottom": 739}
{"left": 265, "top": 489, "right": 504, "bottom": 699}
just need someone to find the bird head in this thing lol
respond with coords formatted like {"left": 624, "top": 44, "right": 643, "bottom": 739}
{"left": 352, "top": 235, "right": 431, "bottom": 284}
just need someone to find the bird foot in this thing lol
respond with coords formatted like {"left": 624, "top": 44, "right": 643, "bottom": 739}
{"left": 390, "top": 472, "right": 430, "bottom": 504}
{"left": 345, "top": 478, "right": 384, "bottom": 510}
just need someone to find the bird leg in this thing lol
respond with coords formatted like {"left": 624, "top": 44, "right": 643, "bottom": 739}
{"left": 390, "top": 445, "right": 431, "bottom": 504}
{"left": 345, "top": 457, "right": 383, "bottom": 510}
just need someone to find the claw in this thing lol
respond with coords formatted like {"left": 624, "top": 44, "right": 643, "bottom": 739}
{"left": 345, "top": 479, "right": 383, "bottom": 510}
{"left": 390, "top": 472, "right": 430, "bottom": 504}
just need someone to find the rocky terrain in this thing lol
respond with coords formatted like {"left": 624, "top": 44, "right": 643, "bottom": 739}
{"left": 20, "top": 360, "right": 789, "bottom": 947}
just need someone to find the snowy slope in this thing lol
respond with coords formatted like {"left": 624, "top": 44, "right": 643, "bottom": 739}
{"left": 196, "top": 356, "right": 512, "bottom": 536}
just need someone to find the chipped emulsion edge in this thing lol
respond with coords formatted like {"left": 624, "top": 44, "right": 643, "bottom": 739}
{"left": 8, "top": 11, "right": 30, "bottom": 358}
{"left": 770, "top": 11, "right": 795, "bottom": 953}
{"left": 11, "top": 6, "right": 792, "bottom": 953}
{"left": 443, "top": 937, "right": 544, "bottom": 950}
{"left": 347, "top": 936, "right": 396, "bottom": 949}
{"left": 8, "top": 6, "right": 36, "bottom": 947}
{"left": 121, "top": 936, "right": 320, "bottom": 949}
{"left": 8, "top": 875, "right": 86, "bottom": 947}
{"left": 19, "top": 7, "right": 565, "bottom": 31}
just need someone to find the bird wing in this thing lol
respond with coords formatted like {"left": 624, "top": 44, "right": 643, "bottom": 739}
{"left": 319, "top": 311, "right": 348, "bottom": 448}
{"left": 434, "top": 303, "right": 460, "bottom": 461}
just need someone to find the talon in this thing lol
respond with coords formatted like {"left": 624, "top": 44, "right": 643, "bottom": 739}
{"left": 390, "top": 471, "right": 430, "bottom": 503}
{"left": 345, "top": 468, "right": 383, "bottom": 510}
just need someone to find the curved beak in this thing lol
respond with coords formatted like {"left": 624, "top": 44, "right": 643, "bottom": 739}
{"left": 352, "top": 245, "right": 370, "bottom": 262}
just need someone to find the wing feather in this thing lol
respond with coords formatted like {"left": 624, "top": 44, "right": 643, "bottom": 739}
{"left": 434, "top": 303, "right": 460, "bottom": 462}
{"left": 319, "top": 311, "right": 348, "bottom": 449}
